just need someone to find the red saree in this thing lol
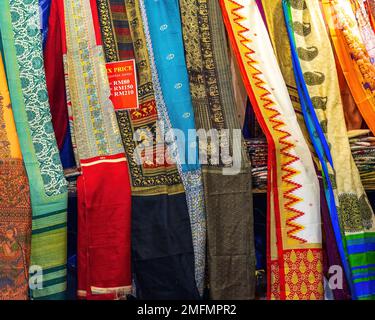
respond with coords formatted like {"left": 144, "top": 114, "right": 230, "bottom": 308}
{"left": 44, "top": 0, "right": 68, "bottom": 151}
{"left": 56, "top": 0, "right": 132, "bottom": 300}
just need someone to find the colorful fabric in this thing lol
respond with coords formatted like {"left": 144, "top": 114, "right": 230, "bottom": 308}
{"left": 322, "top": 0, "right": 375, "bottom": 136}
{"left": 76, "top": 155, "right": 132, "bottom": 300}
{"left": 39, "top": 0, "right": 52, "bottom": 46}
{"left": 349, "top": 130, "right": 375, "bottom": 190}
{"left": 57, "top": 0, "right": 132, "bottom": 299}
{"left": 97, "top": 0, "right": 200, "bottom": 299}
{"left": 263, "top": 0, "right": 352, "bottom": 299}
{"left": 142, "top": 0, "right": 200, "bottom": 172}
{"left": 335, "top": 53, "right": 364, "bottom": 131}
{"left": 220, "top": 0, "right": 323, "bottom": 300}
{"left": 0, "top": 0, "right": 68, "bottom": 300}
{"left": 44, "top": 0, "right": 69, "bottom": 151}
{"left": 262, "top": 0, "right": 317, "bottom": 158}
{"left": 255, "top": 0, "right": 267, "bottom": 24}
{"left": 284, "top": 0, "right": 375, "bottom": 300}
{"left": 367, "top": 0, "right": 375, "bottom": 30}
{"left": 0, "top": 53, "right": 32, "bottom": 300}
{"left": 139, "top": 0, "right": 206, "bottom": 295}
{"left": 350, "top": 0, "right": 375, "bottom": 62}
{"left": 369, "top": 0, "right": 375, "bottom": 17}
{"left": 283, "top": 0, "right": 352, "bottom": 296}
{"left": 180, "top": 0, "right": 255, "bottom": 299}
{"left": 318, "top": 172, "right": 352, "bottom": 300}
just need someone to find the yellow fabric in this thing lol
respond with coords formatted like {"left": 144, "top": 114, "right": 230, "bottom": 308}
{"left": 262, "top": 0, "right": 317, "bottom": 162}
{"left": 0, "top": 45, "right": 31, "bottom": 300}
{"left": 0, "top": 55, "right": 22, "bottom": 159}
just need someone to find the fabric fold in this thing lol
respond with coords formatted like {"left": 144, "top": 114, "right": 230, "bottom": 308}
{"left": 284, "top": 0, "right": 375, "bottom": 300}
{"left": 180, "top": 0, "right": 255, "bottom": 299}
{"left": 0, "top": 52, "right": 32, "bottom": 300}
{"left": 97, "top": 0, "right": 200, "bottom": 299}
{"left": 262, "top": 0, "right": 351, "bottom": 300}
{"left": 322, "top": 0, "right": 375, "bottom": 135}
{"left": 283, "top": 0, "right": 352, "bottom": 295}
{"left": 139, "top": 0, "right": 206, "bottom": 295}
{"left": 0, "top": 0, "right": 68, "bottom": 300}
{"left": 57, "top": 0, "right": 132, "bottom": 300}
{"left": 44, "top": 0, "right": 69, "bottom": 151}
{"left": 220, "top": 0, "right": 323, "bottom": 300}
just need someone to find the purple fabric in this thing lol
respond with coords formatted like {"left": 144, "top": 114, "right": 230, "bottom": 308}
{"left": 318, "top": 173, "right": 351, "bottom": 300}
{"left": 256, "top": 0, "right": 267, "bottom": 26}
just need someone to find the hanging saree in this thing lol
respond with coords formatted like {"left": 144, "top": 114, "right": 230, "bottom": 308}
{"left": 230, "top": 46, "right": 248, "bottom": 126}
{"left": 97, "top": 0, "right": 200, "bottom": 299}
{"left": 263, "top": 2, "right": 352, "bottom": 300}
{"left": 350, "top": 0, "right": 375, "bottom": 62}
{"left": 0, "top": 0, "right": 68, "bottom": 300}
{"left": 322, "top": 0, "right": 375, "bottom": 136}
{"left": 284, "top": 0, "right": 375, "bottom": 300}
{"left": 0, "top": 54, "right": 32, "bottom": 300}
{"left": 262, "top": 0, "right": 314, "bottom": 155}
{"left": 141, "top": 0, "right": 201, "bottom": 172}
{"left": 56, "top": 0, "right": 132, "bottom": 300}
{"left": 44, "top": 0, "right": 69, "bottom": 151}
{"left": 220, "top": 0, "right": 323, "bottom": 300}
{"left": 180, "top": 0, "right": 255, "bottom": 299}
{"left": 285, "top": 1, "right": 349, "bottom": 297}
{"left": 283, "top": 1, "right": 351, "bottom": 295}
{"left": 139, "top": 0, "right": 206, "bottom": 295}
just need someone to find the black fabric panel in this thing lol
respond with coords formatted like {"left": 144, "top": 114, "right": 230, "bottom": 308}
{"left": 132, "top": 193, "right": 200, "bottom": 300}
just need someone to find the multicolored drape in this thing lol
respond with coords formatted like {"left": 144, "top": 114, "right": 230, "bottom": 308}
{"left": 367, "top": 0, "right": 375, "bottom": 29}
{"left": 57, "top": 0, "right": 132, "bottom": 300}
{"left": 262, "top": 0, "right": 315, "bottom": 156}
{"left": 0, "top": 53, "right": 32, "bottom": 300}
{"left": 0, "top": 0, "right": 68, "bottom": 300}
{"left": 97, "top": 0, "right": 200, "bottom": 299}
{"left": 284, "top": 0, "right": 375, "bottom": 300}
{"left": 180, "top": 0, "right": 255, "bottom": 299}
{"left": 220, "top": 0, "right": 323, "bottom": 300}
{"left": 282, "top": 0, "right": 352, "bottom": 299}
{"left": 262, "top": 0, "right": 351, "bottom": 300}
{"left": 350, "top": 0, "right": 375, "bottom": 62}
{"left": 322, "top": 0, "right": 375, "bottom": 136}
{"left": 139, "top": 0, "right": 206, "bottom": 295}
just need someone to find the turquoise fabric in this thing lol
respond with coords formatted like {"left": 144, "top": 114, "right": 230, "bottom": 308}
{"left": 143, "top": 0, "right": 200, "bottom": 172}
{"left": 140, "top": 0, "right": 206, "bottom": 295}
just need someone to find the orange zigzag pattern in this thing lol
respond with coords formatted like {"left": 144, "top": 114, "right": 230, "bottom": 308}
{"left": 228, "top": 0, "right": 306, "bottom": 243}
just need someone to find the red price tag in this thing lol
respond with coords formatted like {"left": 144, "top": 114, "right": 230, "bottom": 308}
{"left": 106, "top": 59, "right": 139, "bottom": 110}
